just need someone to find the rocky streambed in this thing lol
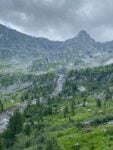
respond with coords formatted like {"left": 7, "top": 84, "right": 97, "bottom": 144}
{"left": 0, "top": 74, "right": 65, "bottom": 133}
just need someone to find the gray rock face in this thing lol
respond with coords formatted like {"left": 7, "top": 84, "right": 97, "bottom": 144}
{"left": 0, "top": 102, "right": 27, "bottom": 133}
{"left": 0, "top": 73, "right": 65, "bottom": 133}
{"left": 1, "top": 24, "right": 113, "bottom": 70}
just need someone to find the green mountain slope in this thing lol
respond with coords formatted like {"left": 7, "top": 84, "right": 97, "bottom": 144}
{"left": 1, "top": 64, "right": 113, "bottom": 149}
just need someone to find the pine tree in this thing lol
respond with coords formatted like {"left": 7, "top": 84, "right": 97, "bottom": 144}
{"left": 0, "top": 100, "right": 4, "bottom": 112}
{"left": 96, "top": 99, "right": 101, "bottom": 108}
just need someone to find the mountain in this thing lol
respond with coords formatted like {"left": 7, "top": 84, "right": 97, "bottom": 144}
{"left": 0, "top": 24, "right": 61, "bottom": 56}
{"left": 0, "top": 24, "right": 113, "bottom": 73}
{"left": 65, "top": 30, "right": 95, "bottom": 44}
{"left": 63, "top": 30, "right": 96, "bottom": 53}
{"left": 1, "top": 24, "right": 113, "bottom": 149}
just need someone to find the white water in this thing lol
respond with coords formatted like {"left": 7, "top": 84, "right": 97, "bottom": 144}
{"left": 0, "top": 102, "right": 27, "bottom": 133}
{"left": 52, "top": 74, "right": 65, "bottom": 97}
{"left": 0, "top": 74, "right": 65, "bottom": 133}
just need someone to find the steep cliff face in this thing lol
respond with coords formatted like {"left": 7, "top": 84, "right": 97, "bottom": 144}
{"left": 0, "top": 24, "right": 113, "bottom": 72}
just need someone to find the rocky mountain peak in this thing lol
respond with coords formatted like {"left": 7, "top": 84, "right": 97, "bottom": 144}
{"left": 76, "top": 30, "right": 95, "bottom": 43}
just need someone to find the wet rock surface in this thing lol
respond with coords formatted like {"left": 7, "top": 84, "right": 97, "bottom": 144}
{"left": 0, "top": 74, "right": 65, "bottom": 133}
{"left": 52, "top": 74, "right": 65, "bottom": 97}
{"left": 0, "top": 102, "right": 27, "bottom": 133}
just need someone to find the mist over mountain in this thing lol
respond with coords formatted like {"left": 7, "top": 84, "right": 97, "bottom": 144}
{"left": 2, "top": 0, "right": 113, "bottom": 149}
{"left": 0, "top": 24, "right": 113, "bottom": 73}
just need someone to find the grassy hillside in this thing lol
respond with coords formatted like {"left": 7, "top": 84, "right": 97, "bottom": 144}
{"left": 62, "top": 64, "right": 113, "bottom": 98}
{"left": 1, "top": 64, "right": 113, "bottom": 149}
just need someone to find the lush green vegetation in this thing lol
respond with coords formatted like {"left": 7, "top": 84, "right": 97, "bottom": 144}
{"left": 62, "top": 64, "right": 113, "bottom": 98}
{"left": 1, "top": 95, "right": 113, "bottom": 150}
{"left": 1, "top": 64, "right": 113, "bottom": 149}
{"left": 0, "top": 72, "right": 57, "bottom": 111}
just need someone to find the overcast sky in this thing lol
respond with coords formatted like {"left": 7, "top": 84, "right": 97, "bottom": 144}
{"left": 0, "top": 0, "right": 113, "bottom": 42}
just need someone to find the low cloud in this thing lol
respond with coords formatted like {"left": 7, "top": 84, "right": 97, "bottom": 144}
{"left": 0, "top": 0, "right": 113, "bottom": 41}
